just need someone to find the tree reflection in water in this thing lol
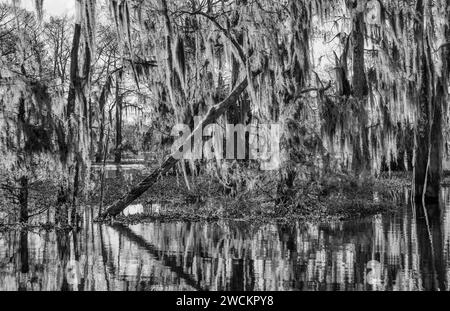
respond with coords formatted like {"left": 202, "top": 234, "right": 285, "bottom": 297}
{"left": 0, "top": 188, "right": 449, "bottom": 291}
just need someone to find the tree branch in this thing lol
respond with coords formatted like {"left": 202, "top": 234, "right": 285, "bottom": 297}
{"left": 179, "top": 9, "right": 247, "bottom": 65}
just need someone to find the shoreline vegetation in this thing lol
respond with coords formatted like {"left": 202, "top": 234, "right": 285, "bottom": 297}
{"left": 100, "top": 172, "right": 409, "bottom": 225}
{"left": 1, "top": 167, "right": 412, "bottom": 232}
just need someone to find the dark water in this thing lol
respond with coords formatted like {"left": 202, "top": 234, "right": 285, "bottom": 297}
{"left": 1, "top": 168, "right": 449, "bottom": 290}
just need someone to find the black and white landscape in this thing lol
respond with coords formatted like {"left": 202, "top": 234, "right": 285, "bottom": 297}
{"left": 0, "top": 0, "right": 450, "bottom": 291}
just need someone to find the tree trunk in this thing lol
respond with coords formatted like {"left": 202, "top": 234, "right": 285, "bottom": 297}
{"left": 98, "top": 127, "right": 111, "bottom": 218}
{"left": 351, "top": 11, "right": 368, "bottom": 99}
{"left": 277, "top": 0, "right": 311, "bottom": 197}
{"left": 19, "top": 230, "right": 29, "bottom": 274}
{"left": 413, "top": 0, "right": 443, "bottom": 202}
{"left": 17, "top": 94, "right": 28, "bottom": 224}
{"left": 67, "top": 23, "right": 81, "bottom": 119}
{"left": 59, "top": 14, "right": 82, "bottom": 209}
{"left": 414, "top": 74, "right": 443, "bottom": 201}
{"left": 61, "top": 0, "right": 93, "bottom": 206}
{"left": 226, "top": 10, "right": 245, "bottom": 126}
{"left": 95, "top": 73, "right": 110, "bottom": 163}
{"left": 96, "top": 106, "right": 105, "bottom": 163}
{"left": 114, "top": 77, "right": 122, "bottom": 164}
{"left": 99, "top": 75, "right": 254, "bottom": 218}
{"left": 18, "top": 176, "right": 28, "bottom": 223}
{"left": 161, "top": 0, "right": 193, "bottom": 189}
{"left": 350, "top": 7, "right": 370, "bottom": 175}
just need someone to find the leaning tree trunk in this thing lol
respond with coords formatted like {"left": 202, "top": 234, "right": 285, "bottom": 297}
{"left": 99, "top": 75, "right": 255, "bottom": 218}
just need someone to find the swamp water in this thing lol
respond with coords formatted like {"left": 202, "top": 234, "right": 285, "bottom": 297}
{"left": 0, "top": 165, "right": 449, "bottom": 291}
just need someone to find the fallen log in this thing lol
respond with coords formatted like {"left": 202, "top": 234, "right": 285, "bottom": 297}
{"left": 98, "top": 75, "right": 254, "bottom": 219}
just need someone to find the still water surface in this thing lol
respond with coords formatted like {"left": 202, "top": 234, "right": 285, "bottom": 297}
{"left": 1, "top": 167, "right": 449, "bottom": 291}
